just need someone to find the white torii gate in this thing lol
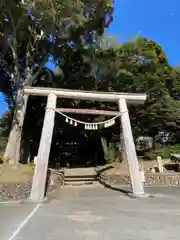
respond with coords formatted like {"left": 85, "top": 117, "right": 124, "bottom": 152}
{"left": 23, "top": 86, "right": 147, "bottom": 201}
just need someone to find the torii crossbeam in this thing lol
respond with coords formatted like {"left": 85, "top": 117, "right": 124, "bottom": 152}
{"left": 23, "top": 87, "right": 147, "bottom": 201}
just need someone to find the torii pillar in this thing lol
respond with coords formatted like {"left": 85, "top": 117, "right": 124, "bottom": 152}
{"left": 30, "top": 93, "right": 57, "bottom": 201}
{"left": 119, "top": 98, "right": 144, "bottom": 195}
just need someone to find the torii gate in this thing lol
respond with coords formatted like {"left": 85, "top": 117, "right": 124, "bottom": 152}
{"left": 23, "top": 86, "right": 147, "bottom": 201}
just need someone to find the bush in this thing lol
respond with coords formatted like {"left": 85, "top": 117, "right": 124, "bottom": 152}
{"left": 153, "top": 148, "right": 170, "bottom": 158}
{"left": 0, "top": 156, "right": 9, "bottom": 164}
{"left": 141, "top": 144, "right": 180, "bottom": 160}
{"left": 142, "top": 151, "right": 156, "bottom": 160}
{"left": 101, "top": 138, "right": 116, "bottom": 163}
{"left": 168, "top": 144, "right": 180, "bottom": 152}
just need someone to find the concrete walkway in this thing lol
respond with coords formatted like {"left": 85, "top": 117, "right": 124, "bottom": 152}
{"left": 1, "top": 186, "right": 180, "bottom": 240}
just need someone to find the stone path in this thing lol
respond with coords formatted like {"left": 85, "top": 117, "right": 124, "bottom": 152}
{"left": 1, "top": 186, "right": 180, "bottom": 239}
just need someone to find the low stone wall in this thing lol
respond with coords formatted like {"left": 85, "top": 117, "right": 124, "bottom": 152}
{"left": 0, "top": 169, "right": 64, "bottom": 202}
{"left": 0, "top": 181, "right": 32, "bottom": 201}
{"left": 99, "top": 172, "right": 180, "bottom": 187}
{"left": 46, "top": 169, "right": 64, "bottom": 193}
{"left": 145, "top": 173, "right": 180, "bottom": 186}
{"left": 99, "top": 173, "right": 130, "bottom": 186}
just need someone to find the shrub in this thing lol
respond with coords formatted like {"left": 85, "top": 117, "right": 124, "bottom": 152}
{"left": 142, "top": 151, "right": 156, "bottom": 160}
{"left": 101, "top": 138, "right": 116, "bottom": 163}
{"left": 141, "top": 144, "right": 180, "bottom": 160}
{"left": 153, "top": 148, "right": 170, "bottom": 158}
{"left": 0, "top": 156, "right": 9, "bottom": 164}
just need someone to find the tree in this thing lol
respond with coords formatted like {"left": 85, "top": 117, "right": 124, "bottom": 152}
{"left": 18, "top": 34, "right": 119, "bottom": 165}
{"left": 108, "top": 37, "right": 180, "bottom": 143}
{"left": 30, "top": 36, "right": 180, "bottom": 156}
{"left": 0, "top": 0, "right": 114, "bottom": 163}
{"left": 4, "top": 14, "right": 180, "bottom": 164}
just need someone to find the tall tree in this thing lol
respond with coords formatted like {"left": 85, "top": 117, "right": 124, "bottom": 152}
{"left": 0, "top": 0, "right": 114, "bottom": 163}
{"left": 110, "top": 37, "right": 180, "bottom": 140}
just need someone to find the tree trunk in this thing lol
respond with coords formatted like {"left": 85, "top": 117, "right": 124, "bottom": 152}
{"left": 20, "top": 136, "right": 31, "bottom": 164}
{"left": 4, "top": 89, "right": 29, "bottom": 164}
{"left": 152, "top": 135, "right": 156, "bottom": 150}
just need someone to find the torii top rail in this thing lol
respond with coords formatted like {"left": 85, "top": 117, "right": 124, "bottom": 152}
{"left": 25, "top": 86, "right": 147, "bottom": 201}
{"left": 23, "top": 86, "right": 147, "bottom": 104}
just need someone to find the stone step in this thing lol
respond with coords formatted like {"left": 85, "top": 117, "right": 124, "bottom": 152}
{"left": 65, "top": 177, "right": 97, "bottom": 182}
{"left": 64, "top": 168, "right": 97, "bottom": 176}
{"left": 64, "top": 182, "right": 103, "bottom": 188}
{"left": 65, "top": 180, "right": 97, "bottom": 186}
{"left": 64, "top": 174, "right": 97, "bottom": 179}
{"left": 63, "top": 167, "right": 98, "bottom": 186}
{"left": 64, "top": 176, "right": 97, "bottom": 185}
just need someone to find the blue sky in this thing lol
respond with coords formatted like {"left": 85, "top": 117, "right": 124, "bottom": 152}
{"left": 109, "top": 0, "right": 180, "bottom": 66}
{"left": 1, "top": 0, "right": 180, "bottom": 115}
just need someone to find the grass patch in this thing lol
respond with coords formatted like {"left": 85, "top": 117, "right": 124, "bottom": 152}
{"left": 139, "top": 144, "right": 180, "bottom": 160}
{"left": 0, "top": 164, "right": 34, "bottom": 183}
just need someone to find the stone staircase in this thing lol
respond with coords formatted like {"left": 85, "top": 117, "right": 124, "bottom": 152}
{"left": 64, "top": 167, "right": 98, "bottom": 186}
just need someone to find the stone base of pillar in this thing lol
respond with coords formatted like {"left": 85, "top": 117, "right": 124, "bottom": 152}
{"left": 22, "top": 197, "right": 50, "bottom": 204}
{"left": 127, "top": 192, "right": 153, "bottom": 199}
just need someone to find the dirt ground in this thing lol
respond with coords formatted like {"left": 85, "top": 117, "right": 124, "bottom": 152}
{"left": 105, "top": 160, "right": 159, "bottom": 175}
{"left": 0, "top": 160, "right": 164, "bottom": 183}
{"left": 0, "top": 164, "right": 34, "bottom": 183}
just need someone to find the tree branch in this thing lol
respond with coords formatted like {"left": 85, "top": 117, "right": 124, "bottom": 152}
{"left": 5, "top": 5, "right": 20, "bottom": 89}
{"left": 31, "top": 54, "right": 50, "bottom": 82}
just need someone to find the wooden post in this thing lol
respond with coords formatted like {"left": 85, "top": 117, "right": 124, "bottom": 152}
{"left": 30, "top": 93, "right": 57, "bottom": 201}
{"left": 157, "top": 156, "right": 164, "bottom": 173}
{"left": 119, "top": 98, "right": 144, "bottom": 196}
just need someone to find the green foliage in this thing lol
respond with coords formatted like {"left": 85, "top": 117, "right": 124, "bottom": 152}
{"left": 26, "top": 162, "right": 35, "bottom": 170}
{"left": 101, "top": 137, "right": 116, "bottom": 163}
{"left": 8, "top": 34, "right": 180, "bottom": 164}
{"left": 111, "top": 37, "right": 180, "bottom": 138}
{"left": 0, "top": 156, "right": 9, "bottom": 164}
{"left": 143, "top": 145, "right": 180, "bottom": 160}
{"left": 0, "top": 0, "right": 114, "bottom": 107}
{"left": 142, "top": 152, "right": 156, "bottom": 161}
{"left": 2, "top": 0, "right": 180, "bottom": 165}
{"left": 0, "top": 157, "right": 3, "bottom": 164}
{"left": 153, "top": 148, "right": 171, "bottom": 159}
{"left": 0, "top": 135, "right": 8, "bottom": 156}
